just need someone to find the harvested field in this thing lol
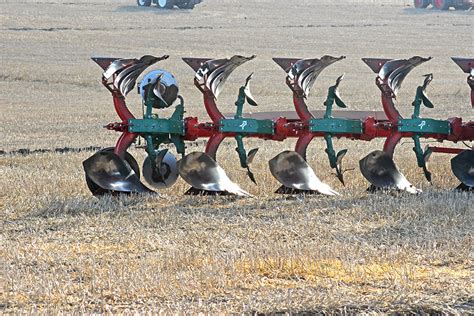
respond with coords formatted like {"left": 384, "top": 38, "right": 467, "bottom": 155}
{"left": 1, "top": 0, "right": 473, "bottom": 313}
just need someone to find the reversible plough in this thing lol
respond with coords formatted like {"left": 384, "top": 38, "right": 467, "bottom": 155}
{"left": 83, "top": 54, "right": 474, "bottom": 196}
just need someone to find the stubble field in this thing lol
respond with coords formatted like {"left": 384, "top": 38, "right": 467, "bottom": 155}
{"left": 1, "top": 0, "right": 473, "bottom": 313}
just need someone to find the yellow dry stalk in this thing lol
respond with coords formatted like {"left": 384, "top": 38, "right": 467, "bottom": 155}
{"left": 234, "top": 257, "right": 472, "bottom": 289}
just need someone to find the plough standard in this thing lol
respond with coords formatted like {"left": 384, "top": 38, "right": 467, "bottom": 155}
{"left": 83, "top": 54, "right": 474, "bottom": 196}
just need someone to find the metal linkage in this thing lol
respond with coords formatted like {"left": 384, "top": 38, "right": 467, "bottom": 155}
{"left": 83, "top": 54, "right": 474, "bottom": 196}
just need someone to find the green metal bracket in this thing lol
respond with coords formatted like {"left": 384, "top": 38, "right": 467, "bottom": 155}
{"left": 131, "top": 96, "right": 185, "bottom": 135}
{"left": 324, "top": 135, "right": 337, "bottom": 169}
{"left": 134, "top": 95, "right": 186, "bottom": 164}
{"left": 324, "top": 134, "right": 348, "bottom": 185}
{"left": 234, "top": 134, "right": 258, "bottom": 184}
{"left": 170, "top": 135, "right": 185, "bottom": 156}
{"left": 399, "top": 75, "right": 450, "bottom": 135}
{"left": 309, "top": 118, "right": 363, "bottom": 134}
{"left": 412, "top": 86, "right": 434, "bottom": 117}
{"left": 310, "top": 78, "right": 363, "bottom": 134}
{"left": 398, "top": 118, "right": 450, "bottom": 134}
{"left": 401, "top": 74, "right": 448, "bottom": 183}
{"left": 221, "top": 78, "right": 273, "bottom": 135}
{"left": 314, "top": 75, "right": 356, "bottom": 186}
{"left": 412, "top": 134, "right": 432, "bottom": 183}
{"left": 235, "top": 134, "right": 248, "bottom": 169}
{"left": 146, "top": 134, "right": 156, "bottom": 160}
{"left": 235, "top": 86, "right": 246, "bottom": 119}
{"left": 170, "top": 101, "right": 186, "bottom": 157}
{"left": 323, "top": 75, "right": 347, "bottom": 117}
{"left": 128, "top": 118, "right": 184, "bottom": 134}
{"left": 311, "top": 75, "right": 362, "bottom": 135}
{"left": 228, "top": 74, "right": 262, "bottom": 184}
{"left": 220, "top": 118, "right": 274, "bottom": 134}
{"left": 171, "top": 102, "right": 185, "bottom": 122}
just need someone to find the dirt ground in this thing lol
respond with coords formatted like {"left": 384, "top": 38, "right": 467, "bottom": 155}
{"left": 1, "top": 0, "right": 473, "bottom": 313}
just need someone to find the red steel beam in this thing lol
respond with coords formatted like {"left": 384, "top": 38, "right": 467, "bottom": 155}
{"left": 428, "top": 147, "right": 468, "bottom": 155}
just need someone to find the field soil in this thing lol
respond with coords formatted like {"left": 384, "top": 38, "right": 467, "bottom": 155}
{"left": 1, "top": 0, "right": 473, "bottom": 313}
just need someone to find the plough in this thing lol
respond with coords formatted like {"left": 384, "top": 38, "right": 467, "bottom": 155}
{"left": 83, "top": 54, "right": 474, "bottom": 196}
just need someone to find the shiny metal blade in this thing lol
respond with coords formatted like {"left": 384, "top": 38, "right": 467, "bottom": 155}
{"left": 194, "top": 55, "right": 255, "bottom": 98}
{"left": 178, "top": 152, "right": 252, "bottom": 196}
{"left": 269, "top": 151, "right": 339, "bottom": 196}
{"left": 308, "top": 57, "right": 343, "bottom": 96}
{"left": 244, "top": 73, "right": 258, "bottom": 106}
{"left": 208, "top": 55, "right": 256, "bottom": 98}
{"left": 379, "top": 59, "right": 407, "bottom": 81}
{"left": 83, "top": 151, "right": 152, "bottom": 194}
{"left": 379, "top": 56, "right": 432, "bottom": 97}
{"left": 451, "top": 150, "right": 474, "bottom": 187}
{"left": 288, "top": 56, "right": 345, "bottom": 97}
{"left": 293, "top": 58, "right": 320, "bottom": 94}
{"left": 143, "top": 150, "right": 179, "bottom": 189}
{"left": 103, "top": 58, "right": 137, "bottom": 79}
{"left": 110, "top": 55, "right": 166, "bottom": 96}
{"left": 117, "top": 66, "right": 146, "bottom": 96}
{"left": 359, "top": 150, "right": 421, "bottom": 194}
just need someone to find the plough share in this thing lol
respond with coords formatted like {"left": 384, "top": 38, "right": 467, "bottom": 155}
{"left": 83, "top": 54, "right": 474, "bottom": 196}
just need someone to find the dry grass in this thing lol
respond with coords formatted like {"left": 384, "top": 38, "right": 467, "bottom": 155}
{"left": 2, "top": 148, "right": 473, "bottom": 313}
{"left": 1, "top": 0, "right": 473, "bottom": 313}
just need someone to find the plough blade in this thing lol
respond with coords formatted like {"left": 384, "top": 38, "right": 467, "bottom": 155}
{"left": 102, "top": 55, "right": 169, "bottom": 96}
{"left": 379, "top": 56, "right": 432, "bottom": 97}
{"left": 178, "top": 152, "right": 252, "bottom": 197}
{"left": 451, "top": 150, "right": 474, "bottom": 188}
{"left": 359, "top": 151, "right": 421, "bottom": 194}
{"left": 114, "top": 55, "right": 167, "bottom": 96}
{"left": 269, "top": 151, "right": 340, "bottom": 196}
{"left": 142, "top": 150, "right": 179, "bottom": 189}
{"left": 83, "top": 151, "right": 153, "bottom": 195}
{"left": 273, "top": 55, "right": 345, "bottom": 97}
{"left": 183, "top": 55, "right": 256, "bottom": 98}
{"left": 103, "top": 58, "right": 140, "bottom": 79}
